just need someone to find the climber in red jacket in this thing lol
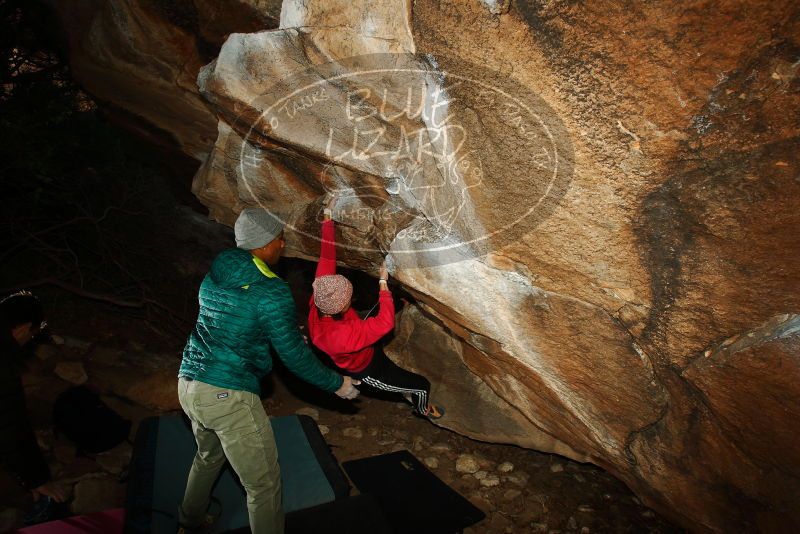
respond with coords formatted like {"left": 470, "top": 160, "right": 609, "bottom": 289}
{"left": 308, "top": 197, "right": 444, "bottom": 419}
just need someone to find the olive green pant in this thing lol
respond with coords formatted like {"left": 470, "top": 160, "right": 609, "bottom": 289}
{"left": 177, "top": 377, "right": 284, "bottom": 533}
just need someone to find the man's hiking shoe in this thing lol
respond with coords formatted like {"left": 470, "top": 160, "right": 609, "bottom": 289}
{"left": 177, "top": 513, "right": 217, "bottom": 534}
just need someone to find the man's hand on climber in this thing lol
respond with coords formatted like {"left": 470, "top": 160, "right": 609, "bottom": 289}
{"left": 335, "top": 376, "right": 361, "bottom": 400}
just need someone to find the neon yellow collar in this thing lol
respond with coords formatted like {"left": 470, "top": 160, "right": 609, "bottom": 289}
{"left": 252, "top": 256, "right": 278, "bottom": 279}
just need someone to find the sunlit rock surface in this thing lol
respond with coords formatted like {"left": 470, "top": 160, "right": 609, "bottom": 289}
{"left": 50, "top": 0, "right": 800, "bottom": 531}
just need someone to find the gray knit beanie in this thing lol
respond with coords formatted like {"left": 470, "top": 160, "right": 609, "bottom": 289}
{"left": 234, "top": 208, "right": 285, "bottom": 250}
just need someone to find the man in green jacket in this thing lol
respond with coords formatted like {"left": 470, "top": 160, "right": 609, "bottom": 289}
{"left": 177, "top": 208, "right": 360, "bottom": 534}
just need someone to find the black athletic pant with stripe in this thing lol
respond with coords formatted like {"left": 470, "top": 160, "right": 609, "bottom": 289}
{"left": 351, "top": 348, "right": 431, "bottom": 414}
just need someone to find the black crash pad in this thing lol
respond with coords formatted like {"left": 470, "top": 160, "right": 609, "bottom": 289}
{"left": 343, "top": 450, "right": 486, "bottom": 533}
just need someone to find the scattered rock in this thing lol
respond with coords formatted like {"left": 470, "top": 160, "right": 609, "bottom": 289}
{"left": 468, "top": 493, "right": 494, "bottom": 513}
{"left": 54, "top": 361, "right": 88, "bottom": 385}
{"left": 318, "top": 424, "right": 330, "bottom": 436}
{"left": 294, "top": 407, "right": 319, "bottom": 421}
{"left": 642, "top": 510, "right": 655, "bottom": 518}
{"left": 573, "top": 473, "right": 586, "bottom": 483}
{"left": 480, "top": 473, "right": 501, "bottom": 487}
{"left": 474, "top": 470, "right": 487, "bottom": 480}
{"left": 456, "top": 454, "right": 480, "bottom": 474}
{"left": 531, "top": 523, "right": 548, "bottom": 533}
{"left": 424, "top": 456, "right": 439, "bottom": 469}
{"left": 71, "top": 476, "right": 125, "bottom": 515}
{"left": 122, "top": 371, "right": 180, "bottom": 411}
{"left": 377, "top": 437, "right": 396, "bottom": 446}
{"left": 567, "top": 516, "right": 577, "bottom": 529}
{"left": 550, "top": 463, "right": 564, "bottom": 473}
{"left": 430, "top": 442, "right": 452, "bottom": 453}
{"left": 497, "top": 461, "right": 514, "bottom": 473}
{"left": 580, "top": 528, "right": 591, "bottom": 534}
{"left": 476, "top": 456, "right": 495, "bottom": 470}
{"left": 390, "top": 442, "right": 407, "bottom": 453}
{"left": 368, "top": 427, "right": 379, "bottom": 436}
{"left": 503, "top": 471, "right": 529, "bottom": 487}
{"left": 35, "top": 343, "right": 58, "bottom": 361}
{"left": 488, "top": 511, "right": 512, "bottom": 530}
{"left": 96, "top": 441, "right": 133, "bottom": 475}
{"left": 503, "top": 489, "right": 521, "bottom": 500}
{"left": 342, "top": 427, "right": 363, "bottom": 439}
{"left": 577, "top": 504, "right": 594, "bottom": 513}
{"left": 413, "top": 435, "right": 425, "bottom": 452}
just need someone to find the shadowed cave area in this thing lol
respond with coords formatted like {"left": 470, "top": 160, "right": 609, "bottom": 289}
{"left": 1, "top": 1, "right": 798, "bottom": 533}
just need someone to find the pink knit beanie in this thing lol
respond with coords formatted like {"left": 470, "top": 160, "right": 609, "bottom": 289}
{"left": 312, "top": 275, "right": 353, "bottom": 315}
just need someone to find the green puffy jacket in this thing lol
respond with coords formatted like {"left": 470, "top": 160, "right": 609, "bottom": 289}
{"left": 179, "top": 248, "right": 342, "bottom": 395}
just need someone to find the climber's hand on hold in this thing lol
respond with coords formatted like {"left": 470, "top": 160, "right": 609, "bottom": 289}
{"left": 323, "top": 193, "right": 338, "bottom": 221}
{"left": 379, "top": 261, "right": 389, "bottom": 282}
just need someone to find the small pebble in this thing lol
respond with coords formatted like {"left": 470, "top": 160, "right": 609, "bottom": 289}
{"left": 430, "top": 442, "right": 452, "bottom": 453}
{"left": 474, "top": 470, "right": 487, "bottom": 480}
{"left": 550, "top": 463, "right": 564, "bottom": 473}
{"left": 503, "top": 489, "right": 521, "bottom": 500}
{"left": 573, "top": 473, "right": 586, "bottom": 483}
{"left": 567, "top": 516, "right": 577, "bottom": 530}
{"left": 531, "top": 523, "right": 547, "bottom": 533}
{"left": 504, "top": 471, "right": 529, "bottom": 487}
{"left": 581, "top": 528, "right": 590, "bottom": 534}
{"left": 342, "top": 427, "right": 363, "bottom": 439}
{"left": 497, "top": 461, "right": 514, "bottom": 473}
{"left": 468, "top": 493, "right": 494, "bottom": 512}
{"left": 577, "top": 505, "right": 594, "bottom": 513}
{"left": 424, "top": 457, "right": 439, "bottom": 469}
{"left": 318, "top": 425, "right": 330, "bottom": 436}
{"left": 480, "top": 474, "right": 501, "bottom": 487}
{"left": 642, "top": 510, "right": 655, "bottom": 518}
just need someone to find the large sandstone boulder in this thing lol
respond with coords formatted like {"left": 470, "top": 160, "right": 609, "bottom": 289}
{"left": 50, "top": 1, "right": 799, "bottom": 531}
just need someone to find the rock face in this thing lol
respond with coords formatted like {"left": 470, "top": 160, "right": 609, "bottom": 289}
{"left": 50, "top": 0, "right": 800, "bottom": 531}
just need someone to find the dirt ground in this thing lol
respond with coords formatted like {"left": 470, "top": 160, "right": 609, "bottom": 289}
{"left": 0, "top": 317, "right": 683, "bottom": 534}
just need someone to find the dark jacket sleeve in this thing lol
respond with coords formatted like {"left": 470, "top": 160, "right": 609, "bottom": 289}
{"left": 260, "top": 281, "right": 344, "bottom": 393}
{"left": 0, "top": 357, "right": 50, "bottom": 490}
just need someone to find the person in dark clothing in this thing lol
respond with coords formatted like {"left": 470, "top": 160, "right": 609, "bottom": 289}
{"left": 0, "top": 291, "right": 66, "bottom": 503}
